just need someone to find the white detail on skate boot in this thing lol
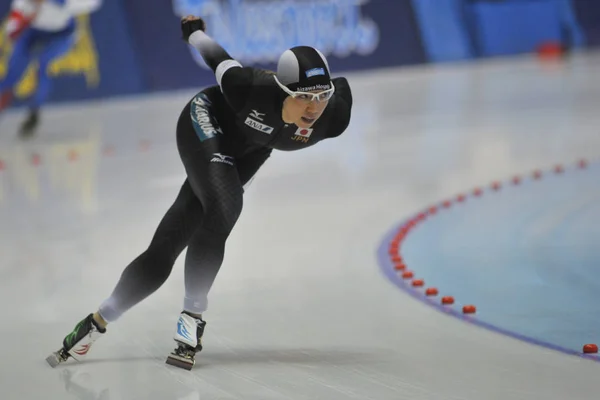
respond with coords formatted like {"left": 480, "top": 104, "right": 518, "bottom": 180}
{"left": 175, "top": 314, "right": 198, "bottom": 348}
{"left": 67, "top": 328, "right": 103, "bottom": 361}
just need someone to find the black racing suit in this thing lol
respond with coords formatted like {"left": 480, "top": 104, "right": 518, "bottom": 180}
{"left": 97, "top": 33, "right": 353, "bottom": 322}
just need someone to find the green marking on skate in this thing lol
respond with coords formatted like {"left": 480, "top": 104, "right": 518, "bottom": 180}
{"left": 65, "top": 320, "right": 85, "bottom": 347}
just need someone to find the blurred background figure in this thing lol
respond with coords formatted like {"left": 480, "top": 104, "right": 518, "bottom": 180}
{"left": 0, "top": 0, "right": 102, "bottom": 138}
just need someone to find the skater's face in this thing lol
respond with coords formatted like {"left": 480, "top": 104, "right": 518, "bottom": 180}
{"left": 282, "top": 91, "right": 330, "bottom": 128}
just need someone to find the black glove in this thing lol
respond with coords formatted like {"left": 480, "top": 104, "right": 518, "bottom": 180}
{"left": 181, "top": 16, "right": 206, "bottom": 42}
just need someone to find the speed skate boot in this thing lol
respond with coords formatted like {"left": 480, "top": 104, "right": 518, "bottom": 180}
{"left": 165, "top": 312, "right": 207, "bottom": 370}
{"left": 18, "top": 108, "right": 39, "bottom": 138}
{"left": 46, "top": 313, "right": 106, "bottom": 368}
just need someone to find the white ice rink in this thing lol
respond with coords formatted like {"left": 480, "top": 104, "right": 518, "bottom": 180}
{"left": 1, "top": 51, "right": 600, "bottom": 399}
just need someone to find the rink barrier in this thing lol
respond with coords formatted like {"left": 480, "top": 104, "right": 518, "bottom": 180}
{"left": 1, "top": 0, "right": 598, "bottom": 104}
{"left": 377, "top": 158, "right": 600, "bottom": 361}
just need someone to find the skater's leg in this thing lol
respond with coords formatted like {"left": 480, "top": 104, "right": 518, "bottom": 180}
{"left": 31, "top": 31, "right": 74, "bottom": 108}
{"left": 167, "top": 151, "right": 272, "bottom": 364}
{"left": 165, "top": 93, "right": 248, "bottom": 369}
{"left": 97, "top": 179, "right": 204, "bottom": 323}
{"left": 175, "top": 96, "right": 251, "bottom": 318}
{"left": 182, "top": 147, "right": 273, "bottom": 316}
{"left": 0, "top": 29, "right": 34, "bottom": 112}
{"left": 164, "top": 126, "right": 272, "bottom": 369}
{"left": 48, "top": 106, "right": 207, "bottom": 367}
{"left": 19, "top": 31, "right": 75, "bottom": 136}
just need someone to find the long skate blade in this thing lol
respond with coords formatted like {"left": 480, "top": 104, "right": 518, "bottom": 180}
{"left": 46, "top": 350, "right": 67, "bottom": 368}
{"left": 166, "top": 353, "right": 195, "bottom": 370}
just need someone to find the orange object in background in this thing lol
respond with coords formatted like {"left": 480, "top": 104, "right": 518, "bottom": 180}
{"left": 536, "top": 41, "right": 566, "bottom": 60}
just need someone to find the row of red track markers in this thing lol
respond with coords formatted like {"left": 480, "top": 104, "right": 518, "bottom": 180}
{"left": 385, "top": 158, "right": 599, "bottom": 355}
{"left": 0, "top": 140, "right": 154, "bottom": 172}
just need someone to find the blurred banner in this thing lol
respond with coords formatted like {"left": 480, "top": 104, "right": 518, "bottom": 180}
{"left": 0, "top": 0, "right": 598, "bottom": 105}
{"left": 571, "top": 0, "right": 600, "bottom": 47}
{"left": 122, "top": 0, "right": 426, "bottom": 91}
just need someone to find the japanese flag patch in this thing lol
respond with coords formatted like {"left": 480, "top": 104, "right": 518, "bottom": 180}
{"left": 294, "top": 127, "right": 313, "bottom": 138}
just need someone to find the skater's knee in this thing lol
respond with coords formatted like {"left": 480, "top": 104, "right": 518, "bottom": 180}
{"left": 202, "top": 195, "right": 243, "bottom": 234}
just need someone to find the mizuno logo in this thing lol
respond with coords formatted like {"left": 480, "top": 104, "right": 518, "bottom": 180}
{"left": 210, "top": 153, "right": 235, "bottom": 166}
{"left": 250, "top": 110, "right": 265, "bottom": 121}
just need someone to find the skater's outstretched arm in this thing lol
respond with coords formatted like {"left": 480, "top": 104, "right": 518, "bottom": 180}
{"left": 181, "top": 16, "right": 252, "bottom": 112}
{"left": 181, "top": 16, "right": 235, "bottom": 73}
